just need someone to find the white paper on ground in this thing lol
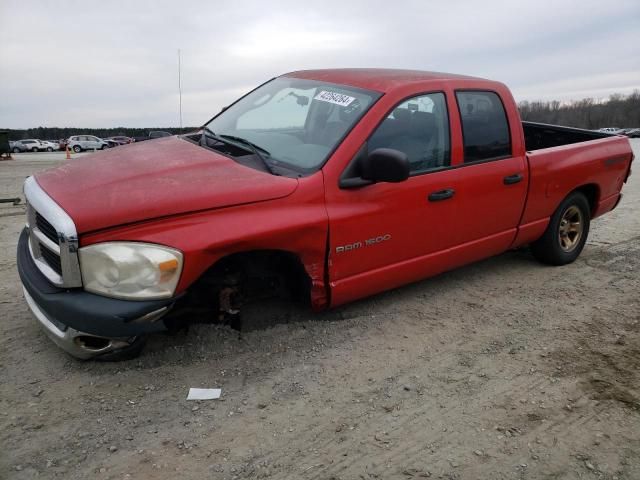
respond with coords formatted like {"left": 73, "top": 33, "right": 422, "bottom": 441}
{"left": 187, "top": 388, "right": 221, "bottom": 400}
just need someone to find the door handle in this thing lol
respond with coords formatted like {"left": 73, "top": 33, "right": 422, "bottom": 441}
{"left": 503, "top": 173, "right": 523, "bottom": 185}
{"left": 428, "top": 188, "right": 455, "bottom": 202}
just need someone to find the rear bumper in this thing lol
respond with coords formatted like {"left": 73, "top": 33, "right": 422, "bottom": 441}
{"left": 17, "top": 228, "right": 173, "bottom": 358}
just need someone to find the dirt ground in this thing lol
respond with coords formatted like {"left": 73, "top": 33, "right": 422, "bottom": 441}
{"left": 1, "top": 144, "right": 638, "bottom": 480}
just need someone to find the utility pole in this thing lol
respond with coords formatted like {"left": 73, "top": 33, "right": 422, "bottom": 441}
{"left": 178, "top": 49, "right": 183, "bottom": 131}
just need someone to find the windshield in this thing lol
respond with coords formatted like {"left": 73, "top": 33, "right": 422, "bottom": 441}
{"left": 204, "top": 77, "right": 380, "bottom": 174}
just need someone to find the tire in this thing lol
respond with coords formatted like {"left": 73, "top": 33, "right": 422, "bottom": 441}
{"left": 94, "top": 336, "right": 147, "bottom": 362}
{"left": 31, "top": 148, "right": 38, "bottom": 152}
{"left": 73, "top": 145, "right": 82, "bottom": 153}
{"left": 12, "top": 147, "right": 20, "bottom": 153}
{"left": 531, "top": 192, "right": 590, "bottom": 266}
{"left": 46, "top": 147, "right": 53, "bottom": 152}
{"left": 101, "top": 145, "right": 107, "bottom": 150}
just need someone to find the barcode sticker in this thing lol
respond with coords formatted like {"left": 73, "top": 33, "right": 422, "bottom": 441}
{"left": 314, "top": 91, "right": 355, "bottom": 107}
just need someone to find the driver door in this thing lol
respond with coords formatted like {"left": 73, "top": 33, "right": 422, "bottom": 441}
{"left": 326, "top": 92, "right": 460, "bottom": 305}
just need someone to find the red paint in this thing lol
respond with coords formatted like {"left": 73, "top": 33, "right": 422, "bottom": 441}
{"left": 36, "top": 137, "right": 298, "bottom": 233}
{"left": 35, "top": 70, "right": 634, "bottom": 310}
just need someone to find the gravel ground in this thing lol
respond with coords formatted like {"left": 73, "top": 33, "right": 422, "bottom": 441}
{"left": 1, "top": 143, "right": 639, "bottom": 480}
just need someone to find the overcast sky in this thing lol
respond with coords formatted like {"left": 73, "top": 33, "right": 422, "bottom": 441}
{"left": 0, "top": 0, "right": 638, "bottom": 128}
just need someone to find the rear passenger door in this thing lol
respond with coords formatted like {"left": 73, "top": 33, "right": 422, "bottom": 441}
{"left": 452, "top": 90, "right": 527, "bottom": 247}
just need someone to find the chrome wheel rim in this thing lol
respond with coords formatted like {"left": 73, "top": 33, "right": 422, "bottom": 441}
{"left": 558, "top": 205, "right": 583, "bottom": 252}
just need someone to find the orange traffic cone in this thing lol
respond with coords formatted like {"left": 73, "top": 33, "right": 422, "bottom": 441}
{"left": 66, "top": 145, "right": 71, "bottom": 160}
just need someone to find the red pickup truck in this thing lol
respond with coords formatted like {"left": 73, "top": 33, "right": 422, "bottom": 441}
{"left": 18, "top": 69, "right": 634, "bottom": 360}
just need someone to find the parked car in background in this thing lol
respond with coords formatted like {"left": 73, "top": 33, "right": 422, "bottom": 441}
{"left": 107, "top": 136, "right": 133, "bottom": 145}
{"left": 11, "top": 139, "right": 42, "bottom": 153}
{"left": 621, "top": 128, "right": 640, "bottom": 138}
{"left": 149, "top": 131, "right": 172, "bottom": 139}
{"left": 132, "top": 132, "right": 172, "bottom": 143}
{"left": 40, "top": 140, "right": 60, "bottom": 152}
{"left": 67, "top": 135, "right": 109, "bottom": 152}
{"left": 597, "top": 127, "right": 625, "bottom": 134}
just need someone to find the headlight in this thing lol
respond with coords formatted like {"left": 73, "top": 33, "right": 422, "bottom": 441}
{"left": 79, "top": 242, "right": 183, "bottom": 300}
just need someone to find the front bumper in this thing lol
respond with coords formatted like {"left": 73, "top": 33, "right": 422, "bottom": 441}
{"left": 17, "top": 229, "right": 174, "bottom": 359}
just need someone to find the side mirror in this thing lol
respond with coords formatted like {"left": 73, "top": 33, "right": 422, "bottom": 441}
{"left": 361, "top": 148, "right": 410, "bottom": 183}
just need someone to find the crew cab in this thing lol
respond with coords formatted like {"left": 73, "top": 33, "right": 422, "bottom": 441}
{"left": 17, "top": 69, "right": 634, "bottom": 360}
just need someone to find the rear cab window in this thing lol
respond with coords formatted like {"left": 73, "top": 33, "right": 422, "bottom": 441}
{"left": 456, "top": 91, "right": 511, "bottom": 163}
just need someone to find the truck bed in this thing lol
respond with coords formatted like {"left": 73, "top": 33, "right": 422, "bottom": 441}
{"left": 520, "top": 128, "right": 632, "bottom": 231}
{"left": 522, "top": 121, "right": 611, "bottom": 152}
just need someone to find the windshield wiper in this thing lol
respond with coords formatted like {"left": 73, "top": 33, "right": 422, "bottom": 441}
{"left": 200, "top": 127, "right": 276, "bottom": 175}
{"left": 201, "top": 126, "right": 225, "bottom": 145}
{"left": 219, "top": 134, "right": 275, "bottom": 175}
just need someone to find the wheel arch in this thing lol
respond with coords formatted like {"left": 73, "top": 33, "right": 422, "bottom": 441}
{"left": 167, "top": 249, "right": 315, "bottom": 328}
{"left": 571, "top": 183, "right": 599, "bottom": 216}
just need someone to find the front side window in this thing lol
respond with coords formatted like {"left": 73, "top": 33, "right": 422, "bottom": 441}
{"left": 368, "top": 92, "right": 450, "bottom": 174}
{"left": 205, "top": 77, "right": 380, "bottom": 173}
{"left": 456, "top": 91, "right": 511, "bottom": 162}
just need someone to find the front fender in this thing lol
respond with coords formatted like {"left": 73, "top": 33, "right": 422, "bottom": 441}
{"left": 80, "top": 174, "right": 330, "bottom": 309}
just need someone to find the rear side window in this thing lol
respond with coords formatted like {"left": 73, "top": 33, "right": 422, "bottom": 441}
{"left": 456, "top": 91, "right": 511, "bottom": 162}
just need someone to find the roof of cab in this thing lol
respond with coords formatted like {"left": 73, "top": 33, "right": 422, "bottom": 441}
{"left": 284, "top": 68, "right": 485, "bottom": 93}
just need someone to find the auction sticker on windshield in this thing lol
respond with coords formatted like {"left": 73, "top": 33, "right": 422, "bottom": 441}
{"left": 314, "top": 90, "right": 355, "bottom": 107}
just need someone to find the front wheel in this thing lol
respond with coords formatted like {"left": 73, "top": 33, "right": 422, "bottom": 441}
{"left": 12, "top": 147, "right": 20, "bottom": 153}
{"left": 31, "top": 148, "right": 38, "bottom": 152}
{"left": 531, "top": 192, "right": 590, "bottom": 265}
{"left": 101, "top": 145, "right": 107, "bottom": 150}
{"left": 46, "top": 147, "right": 53, "bottom": 152}
{"left": 73, "top": 145, "right": 82, "bottom": 153}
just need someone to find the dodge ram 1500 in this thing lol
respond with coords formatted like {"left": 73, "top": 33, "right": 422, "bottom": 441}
{"left": 17, "top": 69, "right": 634, "bottom": 359}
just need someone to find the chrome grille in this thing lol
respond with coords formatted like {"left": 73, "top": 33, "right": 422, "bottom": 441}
{"left": 35, "top": 211, "right": 59, "bottom": 244}
{"left": 40, "top": 244, "right": 63, "bottom": 275}
{"left": 24, "top": 177, "right": 82, "bottom": 288}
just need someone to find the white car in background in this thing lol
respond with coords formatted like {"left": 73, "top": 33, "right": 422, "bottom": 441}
{"left": 11, "top": 139, "right": 42, "bottom": 153}
{"left": 67, "top": 135, "right": 109, "bottom": 152}
{"left": 597, "top": 127, "right": 625, "bottom": 134}
{"left": 40, "top": 140, "right": 59, "bottom": 152}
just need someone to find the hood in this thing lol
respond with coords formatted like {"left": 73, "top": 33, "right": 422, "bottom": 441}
{"left": 35, "top": 136, "right": 298, "bottom": 233}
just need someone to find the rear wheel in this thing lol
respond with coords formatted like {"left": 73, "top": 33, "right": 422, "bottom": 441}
{"left": 531, "top": 192, "right": 590, "bottom": 265}
{"left": 73, "top": 145, "right": 82, "bottom": 153}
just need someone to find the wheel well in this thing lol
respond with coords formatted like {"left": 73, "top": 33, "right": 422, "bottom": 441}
{"left": 572, "top": 184, "right": 599, "bottom": 215}
{"left": 166, "top": 250, "right": 312, "bottom": 330}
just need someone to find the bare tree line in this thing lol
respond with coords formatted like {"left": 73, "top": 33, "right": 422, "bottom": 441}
{"left": 4, "top": 91, "right": 640, "bottom": 140}
{"left": 518, "top": 90, "right": 640, "bottom": 129}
